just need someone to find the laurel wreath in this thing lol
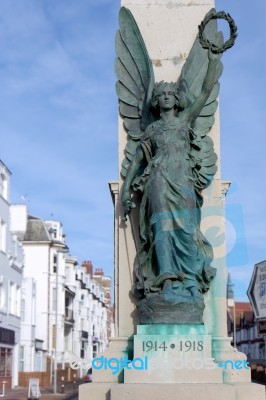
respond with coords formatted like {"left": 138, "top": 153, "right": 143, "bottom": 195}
{"left": 198, "top": 11, "right": 237, "bottom": 54}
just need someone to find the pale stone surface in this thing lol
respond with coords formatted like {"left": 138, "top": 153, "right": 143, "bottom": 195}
{"left": 233, "top": 382, "right": 266, "bottom": 400}
{"left": 79, "top": 382, "right": 266, "bottom": 400}
{"left": 109, "top": 179, "right": 137, "bottom": 338}
{"left": 124, "top": 367, "right": 222, "bottom": 384}
{"left": 110, "top": 383, "right": 266, "bottom": 400}
{"left": 92, "top": 337, "right": 132, "bottom": 383}
{"left": 212, "top": 337, "right": 252, "bottom": 384}
{"left": 121, "top": 1, "right": 214, "bottom": 68}
{"left": 79, "top": 382, "right": 113, "bottom": 400}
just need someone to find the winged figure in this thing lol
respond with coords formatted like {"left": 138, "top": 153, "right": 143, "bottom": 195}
{"left": 116, "top": 7, "right": 225, "bottom": 323}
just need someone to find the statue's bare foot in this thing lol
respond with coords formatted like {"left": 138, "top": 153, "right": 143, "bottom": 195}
{"left": 176, "top": 271, "right": 186, "bottom": 281}
{"left": 189, "top": 286, "right": 203, "bottom": 301}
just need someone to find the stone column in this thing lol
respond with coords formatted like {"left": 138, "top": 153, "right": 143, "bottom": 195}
{"left": 117, "top": 0, "right": 222, "bottom": 337}
{"left": 114, "top": 0, "right": 249, "bottom": 382}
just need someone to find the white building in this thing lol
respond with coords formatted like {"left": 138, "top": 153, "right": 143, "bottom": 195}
{"left": 0, "top": 160, "right": 112, "bottom": 388}
{"left": 22, "top": 215, "right": 69, "bottom": 376}
{"left": 0, "top": 161, "right": 24, "bottom": 389}
{"left": 227, "top": 274, "right": 266, "bottom": 384}
{"left": 20, "top": 277, "right": 37, "bottom": 372}
{"left": 73, "top": 263, "right": 109, "bottom": 369}
{"left": 64, "top": 255, "right": 78, "bottom": 359}
{"left": 10, "top": 209, "right": 110, "bottom": 383}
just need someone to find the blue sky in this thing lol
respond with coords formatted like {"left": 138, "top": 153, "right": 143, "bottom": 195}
{"left": 0, "top": 0, "right": 265, "bottom": 300}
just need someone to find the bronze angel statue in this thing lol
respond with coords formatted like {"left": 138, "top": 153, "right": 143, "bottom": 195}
{"left": 117, "top": 7, "right": 236, "bottom": 323}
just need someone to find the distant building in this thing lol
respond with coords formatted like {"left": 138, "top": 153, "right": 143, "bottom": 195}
{"left": 91, "top": 264, "right": 114, "bottom": 341}
{"left": 0, "top": 161, "right": 24, "bottom": 389}
{"left": 10, "top": 207, "right": 112, "bottom": 386}
{"left": 78, "top": 261, "right": 112, "bottom": 360}
{"left": 19, "top": 277, "right": 37, "bottom": 372}
{"left": 0, "top": 159, "right": 113, "bottom": 388}
{"left": 227, "top": 274, "right": 266, "bottom": 384}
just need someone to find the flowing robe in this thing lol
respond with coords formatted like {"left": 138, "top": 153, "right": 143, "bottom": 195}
{"left": 132, "top": 118, "right": 215, "bottom": 295}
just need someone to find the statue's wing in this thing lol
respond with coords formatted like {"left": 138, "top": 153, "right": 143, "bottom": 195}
{"left": 116, "top": 7, "right": 155, "bottom": 178}
{"left": 178, "top": 9, "right": 223, "bottom": 200}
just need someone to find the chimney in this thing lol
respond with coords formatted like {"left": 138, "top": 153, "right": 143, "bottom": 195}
{"left": 82, "top": 260, "right": 93, "bottom": 275}
{"left": 94, "top": 268, "right": 104, "bottom": 276}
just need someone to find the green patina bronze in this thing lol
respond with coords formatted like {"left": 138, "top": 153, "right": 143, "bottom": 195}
{"left": 116, "top": 8, "right": 237, "bottom": 324}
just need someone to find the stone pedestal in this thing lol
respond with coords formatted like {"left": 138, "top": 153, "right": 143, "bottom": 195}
{"left": 80, "top": 382, "right": 265, "bottom": 400}
{"left": 110, "top": 383, "right": 265, "bottom": 400}
{"left": 125, "top": 325, "right": 222, "bottom": 383}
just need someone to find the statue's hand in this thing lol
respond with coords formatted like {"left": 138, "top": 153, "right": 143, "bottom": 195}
{"left": 208, "top": 46, "right": 219, "bottom": 62}
{"left": 121, "top": 193, "right": 136, "bottom": 221}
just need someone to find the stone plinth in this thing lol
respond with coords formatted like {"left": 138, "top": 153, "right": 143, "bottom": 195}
{"left": 79, "top": 382, "right": 266, "bottom": 400}
{"left": 110, "top": 383, "right": 265, "bottom": 400}
{"left": 124, "top": 325, "right": 222, "bottom": 383}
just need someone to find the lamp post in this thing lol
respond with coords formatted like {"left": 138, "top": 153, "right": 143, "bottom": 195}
{"left": 53, "top": 247, "right": 68, "bottom": 394}
{"left": 233, "top": 300, "right": 236, "bottom": 348}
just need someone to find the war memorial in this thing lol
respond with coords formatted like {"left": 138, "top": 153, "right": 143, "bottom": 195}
{"left": 80, "top": 1, "right": 265, "bottom": 399}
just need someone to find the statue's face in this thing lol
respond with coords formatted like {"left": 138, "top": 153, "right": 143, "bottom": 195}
{"left": 158, "top": 84, "right": 176, "bottom": 110}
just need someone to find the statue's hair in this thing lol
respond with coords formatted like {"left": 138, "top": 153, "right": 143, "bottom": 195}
{"left": 151, "top": 81, "right": 187, "bottom": 111}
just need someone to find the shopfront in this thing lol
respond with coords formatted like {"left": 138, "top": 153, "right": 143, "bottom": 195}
{"left": 0, "top": 327, "right": 15, "bottom": 390}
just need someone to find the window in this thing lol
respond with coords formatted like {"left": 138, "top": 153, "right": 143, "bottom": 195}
{"left": 52, "top": 288, "right": 57, "bottom": 312}
{"left": 16, "top": 286, "right": 21, "bottom": 316}
{"left": 65, "top": 267, "right": 70, "bottom": 280}
{"left": 32, "top": 292, "right": 36, "bottom": 325}
{"left": 260, "top": 282, "right": 266, "bottom": 297}
{"left": 0, "top": 348, "right": 12, "bottom": 376}
{"left": 93, "top": 344, "right": 98, "bottom": 359}
{"left": 53, "top": 255, "right": 57, "bottom": 273}
{"left": 8, "top": 283, "right": 21, "bottom": 317}
{"left": 35, "top": 351, "right": 43, "bottom": 372}
{"left": 8, "top": 281, "right": 16, "bottom": 315}
{"left": 0, "top": 278, "right": 5, "bottom": 312}
{"left": 52, "top": 325, "right": 56, "bottom": 349}
{"left": 0, "top": 220, "right": 7, "bottom": 253}
{"left": 0, "top": 173, "right": 7, "bottom": 200}
{"left": 19, "top": 346, "right": 24, "bottom": 372}
{"left": 21, "top": 298, "right": 25, "bottom": 321}
{"left": 81, "top": 340, "right": 86, "bottom": 359}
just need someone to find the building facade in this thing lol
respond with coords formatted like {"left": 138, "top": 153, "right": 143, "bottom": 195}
{"left": 0, "top": 160, "right": 112, "bottom": 388}
{"left": 10, "top": 208, "right": 112, "bottom": 384}
{"left": 227, "top": 274, "right": 266, "bottom": 384}
{"left": 0, "top": 161, "right": 24, "bottom": 389}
